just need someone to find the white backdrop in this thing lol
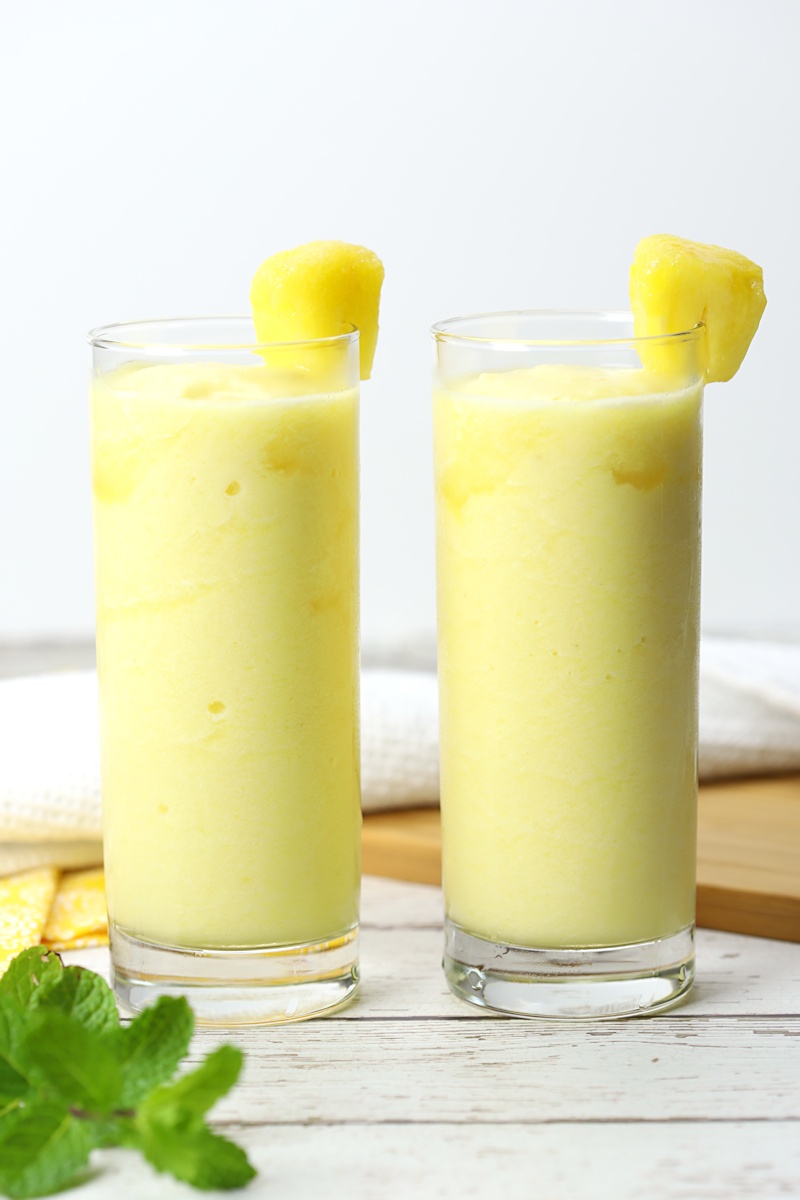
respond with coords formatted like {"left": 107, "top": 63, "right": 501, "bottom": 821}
{"left": 2, "top": 0, "right": 798, "bottom": 646}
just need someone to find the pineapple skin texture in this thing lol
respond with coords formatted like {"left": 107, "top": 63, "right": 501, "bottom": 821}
{"left": 250, "top": 241, "right": 384, "bottom": 381}
{"left": 630, "top": 234, "right": 766, "bottom": 383}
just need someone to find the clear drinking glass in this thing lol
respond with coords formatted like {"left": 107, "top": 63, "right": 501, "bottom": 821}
{"left": 90, "top": 318, "right": 361, "bottom": 1024}
{"left": 432, "top": 311, "right": 705, "bottom": 1019}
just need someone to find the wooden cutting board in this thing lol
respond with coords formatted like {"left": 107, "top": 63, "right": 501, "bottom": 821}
{"left": 362, "top": 775, "right": 800, "bottom": 943}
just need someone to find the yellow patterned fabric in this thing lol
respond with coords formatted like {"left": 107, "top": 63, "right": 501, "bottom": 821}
{"left": 42, "top": 867, "right": 108, "bottom": 952}
{"left": 0, "top": 868, "right": 60, "bottom": 974}
{"left": 0, "top": 867, "right": 108, "bottom": 974}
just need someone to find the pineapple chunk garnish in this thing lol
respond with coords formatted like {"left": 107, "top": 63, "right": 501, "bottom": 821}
{"left": 630, "top": 234, "right": 766, "bottom": 383}
{"left": 250, "top": 241, "right": 384, "bottom": 380}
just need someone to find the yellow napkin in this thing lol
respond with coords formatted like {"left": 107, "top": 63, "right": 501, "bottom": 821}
{"left": 43, "top": 867, "right": 108, "bottom": 952}
{"left": 0, "top": 867, "right": 60, "bottom": 974}
{"left": 0, "top": 866, "right": 108, "bottom": 974}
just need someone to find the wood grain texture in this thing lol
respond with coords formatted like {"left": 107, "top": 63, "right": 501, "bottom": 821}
{"left": 200, "top": 1018, "right": 800, "bottom": 1126}
{"left": 362, "top": 808, "right": 442, "bottom": 886}
{"left": 362, "top": 776, "right": 800, "bottom": 942}
{"left": 696, "top": 776, "right": 800, "bottom": 941}
{"left": 63, "top": 877, "right": 800, "bottom": 1199}
{"left": 63, "top": 1122, "right": 800, "bottom": 1200}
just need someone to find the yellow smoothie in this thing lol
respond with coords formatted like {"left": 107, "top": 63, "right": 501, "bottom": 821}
{"left": 434, "top": 364, "right": 702, "bottom": 949}
{"left": 91, "top": 361, "right": 360, "bottom": 950}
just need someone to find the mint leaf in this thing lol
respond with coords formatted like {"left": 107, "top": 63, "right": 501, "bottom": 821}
{"left": 0, "top": 1003, "right": 33, "bottom": 1105}
{"left": 117, "top": 996, "right": 193, "bottom": 1107}
{"left": 134, "top": 1047, "right": 253, "bottom": 1190}
{"left": 141, "top": 1045, "right": 244, "bottom": 1120}
{"left": 23, "top": 1011, "right": 122, "bottom": 1115}
{"left": 0, "top": 949, "right": 255, "bottom": 1195}
{"left": 33, "top": 967, "right": 118, "bottom": 1036}
{"left": 0, "top": 1100, "right": 91, "bottom": 1199}
{"left": 0, "top": 1100, "right": 24, "bottom": 1124}
{"left": 0, "top": 950, "right": 62, "bottom": 1013}
{"left": 136, "top": 1114, "right": 256, "bottom": 1191}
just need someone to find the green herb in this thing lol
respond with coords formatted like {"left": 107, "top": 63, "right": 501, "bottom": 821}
{"left": 0, "top": 947, "right": 255, "bottom": 1197}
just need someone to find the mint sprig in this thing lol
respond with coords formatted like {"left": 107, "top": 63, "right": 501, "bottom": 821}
{"left": 0, "top": 947, "right": 255, "bottom": 1197}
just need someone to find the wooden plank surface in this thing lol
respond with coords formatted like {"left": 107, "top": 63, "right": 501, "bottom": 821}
{"left": 63, "top": 877, "right": 800, "bottom": 1200}
{"left": 70, "top": 1123, "right": 800, "bottom": 1200}
{"left": 362, "top": 775, "right": 800, "bottom": 943}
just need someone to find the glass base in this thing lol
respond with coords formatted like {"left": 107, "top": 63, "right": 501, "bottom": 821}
{"left": 110, "top": 923, "right": 359, "bottom": 1026}
{"left": 444, "top": 918, "right": 694, "bottom": 1020}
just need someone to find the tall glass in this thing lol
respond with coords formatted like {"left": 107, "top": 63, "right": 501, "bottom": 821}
{"left": 90, "top": 319, "right": 361, "bottom": 1024}
{"left": 432, "top": 312, "right": 705, "bottom": 1019}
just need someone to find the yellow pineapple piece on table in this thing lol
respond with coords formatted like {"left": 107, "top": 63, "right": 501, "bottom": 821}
{"left": 630, "top": 234, "right": 766, "bottom": 383}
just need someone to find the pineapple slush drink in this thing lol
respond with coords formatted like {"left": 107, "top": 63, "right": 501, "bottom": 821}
{"left": 434, "top": 362, "right": 702, "bottom": 949}
{"left": 92, "top": 359, "right": 360, "bottom": 948}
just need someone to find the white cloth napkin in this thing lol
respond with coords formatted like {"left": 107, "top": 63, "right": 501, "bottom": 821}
{"left": 699, "top": 636, "right": 800, "bottom": 778}
{"left": 1, "top": 636, "right": 798, "bottom": 875}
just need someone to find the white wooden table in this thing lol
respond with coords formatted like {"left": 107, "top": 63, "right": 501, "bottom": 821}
{"left": 64, "top": 875, "right": 800, "bottom": 1200}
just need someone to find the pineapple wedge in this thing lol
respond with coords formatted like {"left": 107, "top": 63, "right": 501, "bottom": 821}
{"left": 250, "top": 241, "right": 384, "bottom": 380}
{"left": 630, "top": 234, "right": 766, "bottom": 383}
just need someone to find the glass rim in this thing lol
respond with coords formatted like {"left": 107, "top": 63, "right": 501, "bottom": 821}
{"left": 88, "top": 316, "right": 359, "bottom": 352}
{"left": 431, "top": 309, "right": 705, "bottom": 348}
